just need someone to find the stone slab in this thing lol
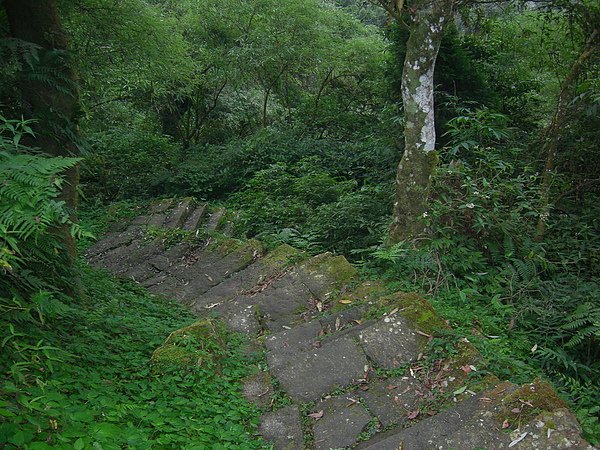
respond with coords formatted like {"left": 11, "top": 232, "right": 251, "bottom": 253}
{"left": 182, "top": 204, "right": 207, "bottom": 230}
{"left": 86, "top": 227, "right": 143, "bottom": 259}
{"left": 292, "top": 253, "right": 358, "bottom": 300}
{"left": 271, "top": 337, "right": 368, "bottom": 402}
{"left": 209, "top": 299, "right": 261, "bottom": 335}
{"left": 313, "top": 396, "right": 371, "bottom": 450}
{"left": 243, "top": 371, "right": 273, "bottom": 409}
{"left": 356, "top": 382, "right": 594, "bottom": 450}
{"left": 356, "top": 314, "right": 425, "bottom": 369}
{"left": 205, "top": 208, "right": 226, "bottom": 231}
{"left": 149, "top": 198, "right": 174, "bottom": 213}
{"left": 254, "top": 276, "right": 314, "bottom": 332}
{"left": 265, "top": 321, "right": 322, "bottom": 369}
{"left": 195, "top": 253, "right": 286, "bottom": 309}
{"left": 320, "top": 305, "right": 366, "bottom": 334}
{"left": 260, "top": 406, "right": 304, "bottom": 450}
{"left": 164, "top": 198, "right": 194, "bottom": 228}
{"left": 357, "top": 376, "right": 423, "bottom": 427}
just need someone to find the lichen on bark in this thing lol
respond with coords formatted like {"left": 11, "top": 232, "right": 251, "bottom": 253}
{"left": 390, "top": 0, "right": 454, "bottom": 243}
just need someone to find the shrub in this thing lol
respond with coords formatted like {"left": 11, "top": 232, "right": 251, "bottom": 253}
{"left": 82, "top": 130, "right": 178, "bottom": 201}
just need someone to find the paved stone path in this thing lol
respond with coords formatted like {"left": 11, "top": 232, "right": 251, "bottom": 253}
{"left": 87, "top": 199, "right": 594, "bottom": 449}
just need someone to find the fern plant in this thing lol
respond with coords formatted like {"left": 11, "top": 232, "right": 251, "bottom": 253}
{"left": 0, "top": 116, "right": 80, "bottom": 296}
{"left": 563, "top": 302, "right": 600, "bottom": 353}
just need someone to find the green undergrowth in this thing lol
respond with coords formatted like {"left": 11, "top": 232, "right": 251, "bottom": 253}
{"left": 0, "top": 266, "right": 268, "bottom": 449}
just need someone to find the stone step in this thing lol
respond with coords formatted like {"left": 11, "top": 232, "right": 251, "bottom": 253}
{"left": 87, "top": 200, "right": 592, "bottom": 450}
{"left": 143, "top": 239, "right": 263, "bottom": 304}
{"left": 191, "top": 244, "right": 302, "bottom": 311}
{"left": 205, "top": 207, "right": 226, "bottom": 232}
{"left": 182, "top": 203, "right": 208, "bottom": 231}
{"left": 355, "top": 380, "right": 592, "bottom": 450}
{"left": 192, "top": 251, "right": 358, "bottom": 335}
{"left": 163, "top": 197, "right": 195, "bottom": 228}
{"left": 129, "top": 198, "right": 173, "bottom": 228}
{"left": 85, "top": 226, "right": 144, "bottom": 259}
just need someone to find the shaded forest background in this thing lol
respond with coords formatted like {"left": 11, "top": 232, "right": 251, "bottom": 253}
{"left": 1, "top": 0, "right": 599, "bottom": 446}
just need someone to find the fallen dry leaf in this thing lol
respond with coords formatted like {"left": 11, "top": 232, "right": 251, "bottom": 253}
{"left": 531, "top": 343, "right": 538, "bottom": 353}
{"left": 509, "top": 432, "right": 528, "bottom": 447}
{"left": 386, "top": 384, "right": 398, "bottom": 390}
{"left": 407, "top": 410, "right": 420, "bottom": 419}
{"left": 460, "top": 365, "right": 473, "bottom": 374}
{"left": 309, "top": 410, "right": 324, "bottom": 420}
{"left": 338, "top": 299, "right": 353, "bottom": 304}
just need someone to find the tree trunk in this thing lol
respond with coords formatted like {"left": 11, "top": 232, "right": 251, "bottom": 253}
{"left": 390, "top": 0, "right": 454, "bottom": 243}
{"left": 535, "top": 27, "right": 598, "bottom": 241}
{"left": 4, "top": 0, "right": 82, "bottom": 269}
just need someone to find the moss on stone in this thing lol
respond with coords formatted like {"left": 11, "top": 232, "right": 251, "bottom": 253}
{"left": 300, "top": 253, "right": 358, "bottom": 286}
{"left": 379, "top": 292, "right": 449, "bottom": 336}
{"left": 215, "top": 238, "right": 264, "bottom": 258}
{"left": 332, "top": 281, "right": 387, "bottom": 313}
{"left": 497, "top": 379, "right": 569, "bottom": 428}
{"left": 151, "top": 319, "right": 226, "bottom": 370}
{"left": 264, "top": 244, "right": 303, "bottom": 269}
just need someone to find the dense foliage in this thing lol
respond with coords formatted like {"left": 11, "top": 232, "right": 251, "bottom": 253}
{"left": 0, "top": 265, "right": 264, "bottom": 448}
{"left": 1, "top": 0, "right": 599, "bottom": 446}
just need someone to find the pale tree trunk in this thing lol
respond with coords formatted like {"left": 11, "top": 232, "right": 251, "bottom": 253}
{"left": 390, "top": 0, "right": 454, "bottom": 243}
{"left": 535, "top": 27, "right": 598, "bottom": 241}
{"left": 4, "top": 0, "right": 82, "bottom": 272}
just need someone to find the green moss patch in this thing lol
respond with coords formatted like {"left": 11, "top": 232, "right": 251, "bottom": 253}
{"left": 264, "top": 244, "right": 303, "bottom": 268}
{"left": 379, "top": 292, "right": 450, "bottom": 336}
{"left": 300, "top": 252, "right": 358, "bottom": 286}
{"left": 151, "top": 319, "right": 227, "bottom": 369}
{"left": 497, "top": 379, "right": 569, "bottom": 428}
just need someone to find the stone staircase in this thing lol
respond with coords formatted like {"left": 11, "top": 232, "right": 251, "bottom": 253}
{"left": 86, "top": 198, "right": 594, "bottom": 450}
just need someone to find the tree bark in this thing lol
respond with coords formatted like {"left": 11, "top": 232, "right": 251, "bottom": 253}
{"left": 4, "top": 0, "right": 82, "bottom": 268}
{"left": 390, "top": 0, "right": 454, "bottom": 243}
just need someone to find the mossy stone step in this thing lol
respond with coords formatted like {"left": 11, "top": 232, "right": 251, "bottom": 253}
{"left": 355, "top": 381, "right": 593, "bottom": 450}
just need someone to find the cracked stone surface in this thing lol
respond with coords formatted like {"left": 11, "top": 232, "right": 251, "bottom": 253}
{"left": 313, "top": 396, "right": 371, "bottom": 450}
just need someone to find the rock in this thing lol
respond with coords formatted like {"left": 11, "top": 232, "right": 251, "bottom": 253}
{"left": 253, "top": 276, "right": 315, "bottom": 331}
{"left": 313, "top": 395, "right": 371, "bottom": 450}
{"left": 270, "top": 336, "right": 368, "bottom": 402}
{"left": 205, "top": 207, "right": 226, "bottom": 231}
{"left": 195, "top": 244, "right": 299, "bottom": 309}
{"left": 292, "top": 253, "right": 358, "bottom": 300}
{"left": 182, "top": 203, "right": 207, "bottom": 230}
{"left": 164, "top": 197, "right": 194, "bottom": 228}
{"left": 356, "top": 314, "right": 425, "bottom": 369}
{"left": 260, "top": 406, "right": 304, "bottom": 450}
{"left": 265, "top": 321, "right": 323, "bottom": 369}
{"left": 243, "top": 371, "right": 273, "bottom": 409}
{"left": 150, "top": 320, "right": 225, "bottom": 369}
{"left": 357, "top": 376, "right": 424, "bottom": 427}
{"left": 355, "top": 382, "right": 595, "bottom": 450}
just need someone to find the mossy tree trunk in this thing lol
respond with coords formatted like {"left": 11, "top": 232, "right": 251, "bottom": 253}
{"left": 4, "top": 0, "right": 82, "bottom": 268}
{"left": 389, "top": 0, "right": 454, "bottom": 243}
